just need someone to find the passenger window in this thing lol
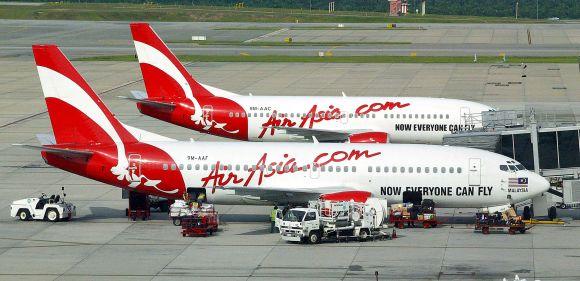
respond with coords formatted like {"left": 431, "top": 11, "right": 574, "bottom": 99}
{"left": 446, "top": 114, "right": 450, "bottom": 119}
{"left": 229, "top": 112, "right": 233, "bottom": 117}
{"left": 163, "top": 164, "right": 168, "bottom": 170}
{"left": 403, "top": 114, "right": 406, "bottom": 118}
{"left": 396, "top": 114, "right": 400, "bottom": 119}
{"left": 500, "top": 165, "right": 508, "bottom": 171}
{"left": 392, "top": 166, "right": 397, "bottom": 173}
{"left": 425, "top": 167, "right": 430, "bottom": 173}
{"left": 203, "top": 164, "right": 208, "bottom": 170}
{"left": 457, "top": 167, "right": 462, "bottom": 173}
{"left": 187, "top": 164, "right": 192, "bottom": 170}
{"left": 372, "top": 114, "right": 376, "bottom": 118}
{"left": 427, "top": 114, "right": 431, "bottom": 119}
{"left": 433, "top": 167, "right": 438, "bottom": 173}
{"left": 415, "top": 114, "right": 418, "bottom": 118}
{"left": 260, "top": 113, "right": 263, "bottom": 117}
{"left": 421, "top": 114, "right": 425, "bottom": 119}
{"left": 195, "top": 164, "right": 200, "bottom": 170}
{"left": 384, "top": 166, "right": 389, "bottom": 173}
{"left": 408, "top": 167, "right": 413, "bottom": 173}
{"left": 241, "top": 113, "right": 246, "bottom": 118}
{"left": 305, "top": 212, "right": 316, "bottom": 221}
{"left": 243, "top": 164, "right": 248, "bottom": 171}
{"left": 401, "top": 167, "right": 405, "bottom": 173}
{"left": 374, "top": 166, "right": 379, "bottom": 173}
{"left": 235, "top": 112, "right": 239, "bottom": 118}
{"left": 449, "top": 167, "right": 454, "bottom": 173}
{"left": 336, "top": 166, "right": 341, "bottom": 172}
{"left": 352, "top": 166, "right": 357, "bottom": 172}
{"left": 171, "top": 164, "right": 176, "bottom": 171}
{"left": 179, "top": 164, "right": 184, "bottom": 170}
{"left": 390, "top": 114, "right": 394, "bottom": 118}
{"left": 409, "top": 114, "right": 412, "bottom": 119}
{"left": 236, "top": 164, "right": 240, "bottom": 171}
{"left": 344, "top": 166, "right": 348, "bottom": 172}
{"left": 368, "top": 166, "right": 372, "bottom": 172}
{"left": 441, "top": 167, "right": 446, "bottom": 173}
{"left": 384, "top": 114, "right": 388, "bottom": 118}
{"left": 417, "top": 167, "right": 421, "bottom": 173}
{"left": 440, "top": 114, "right": 443, "bottom": 119}
{"left": 328, "top": 166, "right": 334, "bottom": 172}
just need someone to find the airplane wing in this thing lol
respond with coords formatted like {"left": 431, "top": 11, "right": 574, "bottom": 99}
{"left": 267, "top": 126, "right": 386, "bottom": 143}
{"left": 119, "top": 91, "right": 175, "bottom": 110}
{"left": 267, "top": 126, "right": 369, "bottom": 142}
{"left": 13, "top": 144, "right": 93, "bottom": 159}
{"left": 212, "top": 185, "right": 357, "bottom": 204}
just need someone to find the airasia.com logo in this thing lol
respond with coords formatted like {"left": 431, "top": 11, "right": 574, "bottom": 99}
{"left": 259, "top": 101, "right": 410, "bottom": 138}
{"left": 201, "top": 149, "right": 381, "bottom": 188}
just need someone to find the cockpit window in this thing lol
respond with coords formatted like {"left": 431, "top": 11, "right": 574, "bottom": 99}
{"left": 508, "top": 165, "right": 517, "bottom": 171}
{"left": 515, "top": 164, "right": 525, "bottom": 170}
{"left": 499, "top": 165, "right": 508, "bottom": 171}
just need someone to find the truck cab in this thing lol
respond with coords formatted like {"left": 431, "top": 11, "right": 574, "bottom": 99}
{"left": 279, "top": 208, "right": 321, "bottom": 243}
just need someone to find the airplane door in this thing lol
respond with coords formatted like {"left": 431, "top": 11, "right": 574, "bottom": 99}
{"left": 128, "top": 154, "right": 142, "bottom": 182}
{"left": 468, "top": 158, "right": 481, "bottom": 186}
{"left": 309, "top": 164, "right": 320, "bottom": 179}
{"left": 202, "top": 105, "right": 213, "bottom": 122}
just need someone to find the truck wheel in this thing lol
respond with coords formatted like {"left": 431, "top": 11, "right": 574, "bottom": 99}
{"left": 482, "top": 227, "right": 490, "bottom": 235}
{"left": 45, "top": 209, "right": 59, "bottom": 222}
{"left": 17, "top": 209, "right": 30, "bottom": 221}
{"left": 519, "top": 228, "right": 526, "bottom": 234}
{"left": 560, "top": 203, "right": 567, "bottom": 209}
{"left": 173, "top": 218, "right": 182, "bottom": 226}
{"left": 359, "top": 229, "right": 369, "bottom": 242}
{"left": 308, "top": 231, "right": 320, "bottom": 244}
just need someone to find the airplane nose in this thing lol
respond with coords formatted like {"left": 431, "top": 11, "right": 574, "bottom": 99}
{"left": 531, "top": 172, "right": 550, "bottom": 195}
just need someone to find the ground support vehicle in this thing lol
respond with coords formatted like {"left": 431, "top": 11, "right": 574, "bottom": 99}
{"left": 389, "top": 200, "right": 438, "bottom": 229}
{"left": 475, "top": 208, "right": 530, "bottom": 235}
{"left": 126, "top": 191, "right": 150, "bottom": 221}
{"left": 169, "top": 200, "right": 219, "bottom": 226}
{"left": 10, "top": 191, "right": 75, "bottom": 222}
{"left": 280, "top": 198, "right": 389, "bottom": 244}
{"left": 180, "top": 205, "right": 219, "bottom": 237}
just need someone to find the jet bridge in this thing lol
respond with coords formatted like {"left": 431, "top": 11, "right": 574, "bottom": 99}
{"left": 444, "top": 109, "right": 580, "bottom": 217}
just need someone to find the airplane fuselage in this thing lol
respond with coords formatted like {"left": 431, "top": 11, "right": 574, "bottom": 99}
{"left": 43, "top": 141, "right": 547, "bottom": 208}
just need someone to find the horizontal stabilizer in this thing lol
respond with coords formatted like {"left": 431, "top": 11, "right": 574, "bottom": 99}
{"left": 118, "top": 95, "right": 175, "bottom": 109}
{"left": 36, "top": 134, "right": 56, "bottom": 145}
{"left": 13, "top": 144, "right": 93, "bottom": 159}
{"left": 130, "top": 90, "right": 148, "bottom": 100}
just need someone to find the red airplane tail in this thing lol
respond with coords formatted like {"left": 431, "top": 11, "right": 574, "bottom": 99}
{"left": 33, "top": 44, "right": 138, "bottom": 146}
{"left": 130, "top": 22, "right": 213, "bottom": 102}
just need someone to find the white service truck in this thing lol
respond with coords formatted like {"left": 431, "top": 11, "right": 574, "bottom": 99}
{"left": 280, "top": 198, "right": 389, "bottom": 244}
{"left": 10, "top": 192, "right": 76, "bottom": 222}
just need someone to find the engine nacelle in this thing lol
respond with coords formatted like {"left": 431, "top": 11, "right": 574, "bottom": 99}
{"left": 348, "top": 132, "right": 388, "bottom": 143}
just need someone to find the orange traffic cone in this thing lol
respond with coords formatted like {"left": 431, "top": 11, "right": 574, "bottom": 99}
{"left": 392, "top": 228, "right": 397, "bottom": 239}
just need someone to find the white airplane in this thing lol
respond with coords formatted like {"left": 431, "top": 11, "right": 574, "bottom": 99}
{"left": 21, "top": 44, "right": 549, "bottom": 209}
{"left": 126, "top": 23, "right": 494, "bottom": 144}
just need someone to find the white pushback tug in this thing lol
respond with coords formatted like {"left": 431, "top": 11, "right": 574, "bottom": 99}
{"left": 10, "top": 187, "right": 76, "bottom": 222}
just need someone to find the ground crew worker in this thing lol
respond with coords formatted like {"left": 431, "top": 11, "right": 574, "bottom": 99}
{"left": 270, "top": 206, "right": 278, "bottom": 233}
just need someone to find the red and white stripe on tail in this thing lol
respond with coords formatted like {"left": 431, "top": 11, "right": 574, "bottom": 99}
{"left": 32, "top": 45, "right": 183, "bottom": 196}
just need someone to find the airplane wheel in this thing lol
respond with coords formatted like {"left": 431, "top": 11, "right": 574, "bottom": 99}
{"left": 523, "top": 206, "right": 531, "bottom": 220}
{"left": 17, "top": 209, "right": 30, "bottom": 221}
{"left": 548, "top": 206, "right": 557, "bottom": 220}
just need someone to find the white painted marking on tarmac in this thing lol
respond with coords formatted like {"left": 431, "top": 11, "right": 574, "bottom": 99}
{"left": 244, "top": 28, "right": 289, "bottom": 43}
